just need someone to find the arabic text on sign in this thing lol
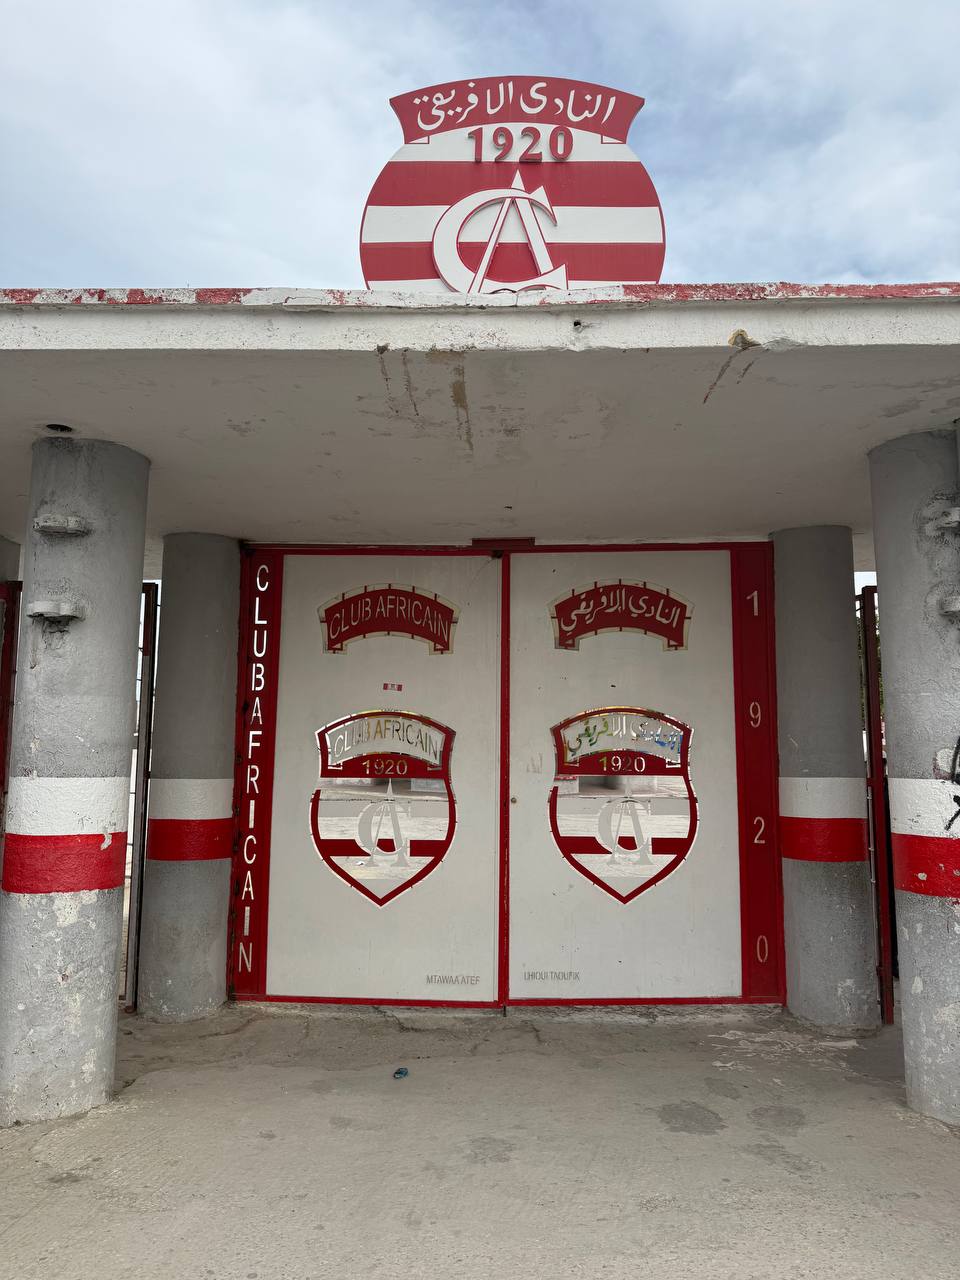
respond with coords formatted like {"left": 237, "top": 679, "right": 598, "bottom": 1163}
{"left": 390, "top": 77, "right": 645, "bottom": 145}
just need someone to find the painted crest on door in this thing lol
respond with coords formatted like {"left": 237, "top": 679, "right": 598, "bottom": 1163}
{"left": 548, "top": 708, "right": 697, "bottom": 903}
{"left": 309, "top": 711, "right": 456, "bottom": 906}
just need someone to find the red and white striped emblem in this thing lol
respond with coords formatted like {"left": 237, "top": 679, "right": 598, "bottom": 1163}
{"left": 360, "top": 76, "right": 665, "bottom": 293}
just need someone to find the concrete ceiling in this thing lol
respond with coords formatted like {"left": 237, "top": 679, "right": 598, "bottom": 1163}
{"left": 1, "top": 286, "right": 958, "bottom": 574}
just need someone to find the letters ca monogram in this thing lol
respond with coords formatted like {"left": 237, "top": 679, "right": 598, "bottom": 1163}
{"left": 432, "top": 169, "right": 568, "bottom": 294}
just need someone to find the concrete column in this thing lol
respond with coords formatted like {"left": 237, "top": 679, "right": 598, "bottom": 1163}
{"left": 0, "top": 439, "right": 149, "bottom": 1125}
{"left": 870, "top": 429, "right": 960, "bottom": 1124}
{"left": 137, "top": 534, "right": 239, "bottom": 1021}
{"left": 772, "top": 526, "right": 879, "bottom": 1031}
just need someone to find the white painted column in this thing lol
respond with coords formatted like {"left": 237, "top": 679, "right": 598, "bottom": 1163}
{"left": 137, "top": 534, "right": 240, "bottom": 1020}
{"left": 772, "top": 526, "right": 879, "bottom": 1031}
{"left": 870, "top": 429, "right": 960, "bottom": 1124}
{"left": 0, "top": 439, "right": 149, "bottom": 1125}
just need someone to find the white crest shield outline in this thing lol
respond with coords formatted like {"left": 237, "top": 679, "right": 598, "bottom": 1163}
{"left": 547, "top": 707, "right": 698, "bottom": 904}
{"left": 309, "top": 710, "right": 456, "bottom": 907}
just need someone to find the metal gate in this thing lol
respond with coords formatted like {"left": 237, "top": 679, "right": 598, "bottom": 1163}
{"left": 0, "top": 580, "right": 21, "bottom": 842}
{"left": 229, "top": 544, "right": 783, "bottom": 1006}
{"left": 121, "top": 583, "right": 159, "bottom": 1008}
{"left": 859, "top": 584, "right": 895, "bottom": 1024}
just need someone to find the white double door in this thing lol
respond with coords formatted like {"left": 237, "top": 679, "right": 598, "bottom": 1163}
{"left": 263, "top": 550, "right": 742, "bottom": 1002}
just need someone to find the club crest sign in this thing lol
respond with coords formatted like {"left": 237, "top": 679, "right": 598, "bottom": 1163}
{"left": 548, "top": 708, "right": 698, "bottom": 903}
{"left": 360, "top": 75, "right": 665, "bottom": 294}
{"left": 309, "top": 711, "right": 456, "bottom": 906}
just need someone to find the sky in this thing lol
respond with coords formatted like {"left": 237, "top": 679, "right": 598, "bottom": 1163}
{"left": 2, "top": 0, "right": 958, "bottom": 287}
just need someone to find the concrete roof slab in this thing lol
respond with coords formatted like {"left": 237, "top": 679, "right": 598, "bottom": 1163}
{"left": 0, "top": 286, "right": 958, "bottom": 571}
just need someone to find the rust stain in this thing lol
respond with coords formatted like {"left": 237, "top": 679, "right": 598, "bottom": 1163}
{"left": 702, "top": 351, "right": 739, "bottom": 404}
{"left": 451, "top": 363, "right": 472, "bottom": 453}
{"left": 702, "top": 333, "right": 763, "bottom": 403}
{"left": 375, "top": 346, "right": 401, "bottom": 417}
{"left": 401, "top": 350, "right": 419, "bottom": 418}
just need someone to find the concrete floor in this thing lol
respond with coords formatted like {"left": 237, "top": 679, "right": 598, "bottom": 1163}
{"left": 1, "top": 1005, "right": 958, "bottom": 1279}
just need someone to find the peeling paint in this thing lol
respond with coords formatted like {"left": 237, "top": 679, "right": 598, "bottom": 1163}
{"left": 1, "top": 282, "right": 959, "bottom": 311}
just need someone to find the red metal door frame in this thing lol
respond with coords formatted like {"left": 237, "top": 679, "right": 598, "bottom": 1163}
{"left": 228, "top": 542, "right": 784, "bottom": 1007}
{"left": 0, "top": 580, "right": 21, "bottom": 842}
{"left": 860, "top": 585, "right": 895, "bottom": 1024}
{"left": 122, "top": 583, "right": 160, "bottom": 1011}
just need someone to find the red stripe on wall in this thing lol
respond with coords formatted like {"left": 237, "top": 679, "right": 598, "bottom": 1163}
{"left": 1, "top": 831, "right": 127, "bottom": 892}
{"left": 892, "top": 833, "right": 960, "bottom": 897}
{"left": 146, "top": 817, "right": 234, "bottom": 861}
{"left": 362, "top": 241, "right": 665, "bottom": 284}
{"left": 779, "top": 815, "right": 868, "bottom": 862}
{"left": 367, "top": 161, "right": 661, "bottom": 207}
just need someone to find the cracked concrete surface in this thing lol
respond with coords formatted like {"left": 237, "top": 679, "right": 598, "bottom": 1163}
{"left": 1, "top": 1005, "right": 959, "bottom": 1278}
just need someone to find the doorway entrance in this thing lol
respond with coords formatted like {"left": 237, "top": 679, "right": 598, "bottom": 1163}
{"left": 229, "top": 544, "right": 782, "bottom": 1006}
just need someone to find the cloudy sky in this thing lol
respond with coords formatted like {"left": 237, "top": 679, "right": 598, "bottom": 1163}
{"left": 2, "top": 0, "right": 957, "bottom": 287}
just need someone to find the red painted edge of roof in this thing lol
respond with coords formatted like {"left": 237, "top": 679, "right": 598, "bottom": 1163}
{"left": 0, "top": 282, "right": 958, "bottom": 308}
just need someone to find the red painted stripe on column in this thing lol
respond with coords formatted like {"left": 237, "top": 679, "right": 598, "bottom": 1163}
{"left": 146, "top": 817, "right": 234, "bottom": 861}
{"left": 1, "top": 832, "right": 127, "bottom": 892}
{"left": 892, "top": 833, "right": 960, "bottom": 897}
{"left": 779, "top": 815, "right": 868, "bottom": 862}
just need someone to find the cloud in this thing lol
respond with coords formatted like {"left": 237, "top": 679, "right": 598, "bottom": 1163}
{"left": 1, "top": 0, "right": 956, "bottom": 285}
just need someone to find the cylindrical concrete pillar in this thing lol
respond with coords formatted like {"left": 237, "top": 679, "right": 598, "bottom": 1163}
{"left": 137, "top": 534, "right": 239, "bottom": 1021}
{"left": 869, "top": 429, "right": 960, "bottom": 1124}
{"left": 772, "top": 526, "right": 879, "bottom": 1031}
{"left": 0, "top": 438, "right": 149, "bottom": 1125}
